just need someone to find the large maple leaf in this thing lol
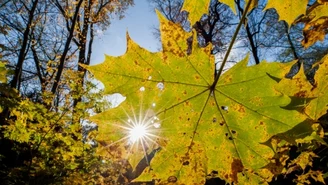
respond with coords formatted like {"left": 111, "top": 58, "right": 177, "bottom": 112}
{"left": 86, "top": 12, "right": 313, "bottom": 184}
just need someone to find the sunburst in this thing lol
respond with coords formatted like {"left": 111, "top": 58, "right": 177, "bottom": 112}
{"left": 100, "top": 91, "right": 170, "bottom": 170}
{"left": 122, "top": 107, "right": 161, "bottom": 151}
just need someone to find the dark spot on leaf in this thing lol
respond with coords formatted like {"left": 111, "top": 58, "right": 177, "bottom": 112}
{"left": 230, "top": 158, "right": 244, "bottom": 183}
{"left": 98, "top": 140, "right": 107, "bottom": 147}
{"left": 219, "top": 121, "right": 225, "bottom": 126}
{"left": 183, "top": 132, "right": 186, "bottom": 135}
{"left": 311, "top": 82, "right": 317, "bottom": 91}
{"left": 237, "top": 105, "right": 245, "bottom": 113}
{"left": 213, "top": 118, "right": 217, "bottom": 123}
{"left": 221, "top": 106, "right": 228, "bottom": 111}
{"left": 168, "top": 176, "right": 177, "bottom": 183}
{"left": 225, "top": 133, "right": 228, "bottom": 137}
{"left": 228, "top": 137, "right": 233, "bottom": 140}
{"left": 294, "top": 90, "right": 307, "bottom": 97}
{"left": 231, "top": 130, "right": 236, "bottom": 134}
{"left": 183, "top": 161, "right": 189, "bottom": 165}
{"left": 260, "top": 121, "right": 264, "bottom": 125}
{"left": 187, "top": 118, "right": 190, "bottom": 121}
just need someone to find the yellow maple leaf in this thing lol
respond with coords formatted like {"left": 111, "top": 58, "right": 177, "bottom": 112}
{"left": 265, "top": 0, "right": 307, "bottom": 26}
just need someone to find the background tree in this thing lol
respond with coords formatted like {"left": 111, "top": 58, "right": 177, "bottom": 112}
{"left": 0, "top": 0, "right": 134, "bottom": 184}
{"left": 150, "top": 0, "right": 328, "bottom": 67}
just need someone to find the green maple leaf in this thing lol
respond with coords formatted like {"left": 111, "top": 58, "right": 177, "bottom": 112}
{"left": 87, "top": 13, "right": 310, "bottom": 184}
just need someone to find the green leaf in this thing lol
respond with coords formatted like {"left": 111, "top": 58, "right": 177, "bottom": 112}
{"left": 87, "top": 13, "right": 311, "bottom": 184}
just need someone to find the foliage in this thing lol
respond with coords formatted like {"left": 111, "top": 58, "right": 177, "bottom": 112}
{"left": 297, "top": 1, "right": 328, "bottom": 48}
{"left": 264, "top": 0, "right": 308, "bottom": 26}
{"left": 87, "top": 0, "right": 328, "bottom": 184}
{"left": 0, "top": 65, "right": 119, "bottom": 184}
{"left": 0, "top": 0, "right": 133, "bottom": 183}
{"left": 0, "top": 61, "right": 6, "bottom": 83}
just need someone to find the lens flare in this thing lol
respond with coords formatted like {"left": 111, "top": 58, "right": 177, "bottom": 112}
{"left": 128, "top": 123, "right": 147, "bottom": 143}
{"left": 103, "top": 97, "right": 166, "bottom": 167}
{"left": 123, "top": 109, "right": 161, "bottom": 149}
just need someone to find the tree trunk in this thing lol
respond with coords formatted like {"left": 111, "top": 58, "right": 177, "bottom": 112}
{"left": 11, "top": 0, "right": 39, "bottom": 90}
{"left": 77, "top": 0, "right": 92, "bottom": 72}
{"left": 51, "top": 0, "right": 83, "bottom": 94}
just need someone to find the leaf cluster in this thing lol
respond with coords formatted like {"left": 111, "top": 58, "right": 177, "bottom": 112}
{"left": 0, "top": 68, "right": 123, "bottom": 184}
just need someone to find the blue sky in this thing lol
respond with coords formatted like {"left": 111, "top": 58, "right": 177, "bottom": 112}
{"left": 91, "top": 0, "right": 160, "bottom": 65}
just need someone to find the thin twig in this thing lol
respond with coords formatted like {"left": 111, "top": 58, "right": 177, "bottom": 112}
{"left": 211, "top": 0, "right": 253, "bottom": 89}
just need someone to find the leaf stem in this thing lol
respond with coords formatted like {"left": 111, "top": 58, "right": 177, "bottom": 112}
{"left": 211, "top": 0, "right": 253, "bottom": 89}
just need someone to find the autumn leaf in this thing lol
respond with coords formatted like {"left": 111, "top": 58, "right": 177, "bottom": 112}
{"left": 276, "top": 55, "right": 328, "bottom": 120}
{"left": 0, "top": 61, "right": 6, "bottom": 83}
{"left": 182, "top": 0, "right": 210, "bottom": 24}
{"left": 297, "top": 2, "right": 328, "bottom": 47}
{"left": 218, "top": 0, "right": 258, "bottom": 15}
{"left": 87, "top": 11, "right": 313, "bottom": 184}
{"left": 182, "top": 0, "right": 257, "bottom": 24}
{"left": 265, "top": 0, "right": 308, "bottom": 26}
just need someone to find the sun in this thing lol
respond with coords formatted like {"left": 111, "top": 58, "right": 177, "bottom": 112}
{"left": 111, "top": 104, "right": 163, "bottom": 154}
{"left": 104, "top": 97, "right": 165, "bottom": 166}
{"left": 123, "top": 109, "right": 161, "bottom": 148}
{"left": 128, "top": 123, "right": 147, "bottom": 143}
